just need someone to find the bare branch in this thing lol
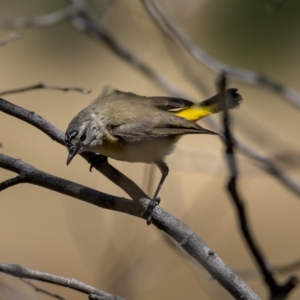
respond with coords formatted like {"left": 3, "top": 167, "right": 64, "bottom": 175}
{"left": 69, "top": 0, "right": 183, "bottom": 98}
{"left": 0, "top": 173, "right": 27, "bottom": 192}
{"left": 141, "top": 0, "right": 300, "bottom": 110}
{"left": 0, "top": 263, "right": 125, "bottom": 300}
{"left": 0, "top": 32, "right": 22, "bottom": 46}
{"left": 0, "top": 5, "right": 81, "bottom": 29}
{"left": 0, "top": 96, "right": 260, "bottom": 299}
{"left": 0, "top": 153, "right": 138, "bottom": 217}
{"left": 20, "top": 278, "right": 66, "bottom": 300}
{"left": 98, "top": 0, "right": 117, "bottom": 21}
{"left": 234, "top": 258, "right": 300, "bottom": 279}
{"left": 235, "top": 136, "right": 300, "bottom": 197}
{"left": 218, "top": 73, "right": 298, "bottom": 300}
{"left": 142, "top": 196, "right": 260, "bottom": 299}
{"left": 0, "top": 97, "right": 65, "bottom": 144}
{"left": 276, "top": 258, "right": 300, "bottom": 275}
{"left": 0, "top": 82, "right": 91, "bottom": 96}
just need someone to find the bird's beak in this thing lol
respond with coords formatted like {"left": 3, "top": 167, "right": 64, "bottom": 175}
{"left": 66, "top": 148, "right": 79, "bottom": 166}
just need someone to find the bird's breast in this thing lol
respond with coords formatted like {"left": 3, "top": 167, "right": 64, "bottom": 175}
{"left": 90, "top": 136, "right": 181, "bottom": 163}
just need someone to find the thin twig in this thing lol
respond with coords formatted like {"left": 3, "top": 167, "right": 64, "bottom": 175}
{"left": 0, "top": 173, "right": 27, "bottom": 192}
{"left": 218, "top": 72, "right": 298, "bottom": 300}
{"left": 98, "top": 0, "right": 117, "bottom": 21}
{"left": 0, "top": 32, "right": 22, "bottom": 47}
{"left": 141, "top": 0, "right": 300, "bottom": 110}
{"left": 0, "top": 5, "right": 80, "bottom": 29}
{"left": 20, "top": 278, "right": 66, "bottom": 300}
{"left": 234, "top": 257, "right": 300, "bottom": 280}
{"left": 0, "top": 96, "right": 260, "bottom": 299}
{"left": 0, "top": 82, "right": 91, "bottom": 96}
{"left": 69, "top": 0, "right": 183, "bottom": 98}
{"left": 0, "top": 263, "right": 125, "bottom": 300}
{"left": 276, "top": 258, "right": 300, "bottom": 275}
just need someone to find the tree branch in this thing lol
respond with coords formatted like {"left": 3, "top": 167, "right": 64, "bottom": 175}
{"left": 0, "top": 153, "right": 138, "bottom": 217}
{"left": 0, "top": 82, "right": 91, "bottom": 96}
{"left": 0, "top": 263, "right": 125, "bottom": 300}
{"left": 218, "top": 73, "right": 298, "bottom": 300}
{"left": 68, "top": 0, "right": 183, "bottom": 98}
{"left": 0, "top": 5, "right": 80, "bottom": 29}
{"left": 0, "top": 32, "right": 22, "bottom": 46}
{"left": 141, "top": 0, "right": 300, "bottom": 110}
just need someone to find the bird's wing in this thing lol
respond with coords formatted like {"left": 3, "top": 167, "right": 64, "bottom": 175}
{"left": 96, "top": 89, "right": 216, "bottom": 141}
{"left": 111, "top": 112, "right": 216, "bottom": 142}
{"left": 148, "top": 96, "right": 195, "bottom": 112}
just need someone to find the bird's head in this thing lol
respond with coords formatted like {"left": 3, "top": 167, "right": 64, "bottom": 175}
{"left": 65, "top": 111, "right": 104, "bottom": 165}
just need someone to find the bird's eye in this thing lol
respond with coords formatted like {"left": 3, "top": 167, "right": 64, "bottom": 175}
{"left": 80, "top": 134, "right": 86, "bottom": 142}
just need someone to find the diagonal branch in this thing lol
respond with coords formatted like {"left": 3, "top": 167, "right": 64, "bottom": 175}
{"left": 0, "top": 82, "right": 91, "bottom": 96}
{"left": 0, "top": 5, "right": 80, "bottom": 29}
{"left": 218, "top": 73, "right": 298, "bottom": 300}
{"left": 0, "top": 32, "right": 22, "bottom": 47}
{"left": 141, "top": 0, "right": 300, "bottom": 110}
{"left": 0, "top": 263, "right": 125, "bottom": 300}
{"left": 69, "top": 0, "right": 183, "bottom": 98}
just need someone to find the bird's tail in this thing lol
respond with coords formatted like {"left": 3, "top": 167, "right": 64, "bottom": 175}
{"left": 174, "top": 88, "right": 242, "bottom": 122}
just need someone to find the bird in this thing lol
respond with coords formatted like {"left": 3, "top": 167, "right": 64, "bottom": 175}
{"left": 65, "top": 86, "right": 242, "bottom": 218}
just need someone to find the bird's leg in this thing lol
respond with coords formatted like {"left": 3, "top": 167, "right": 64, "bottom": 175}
{"left": 143, "top": 161, "right": 169, "bottom": 225}
{"left": 88, "top": 153, "right": 108, "bottom": 172}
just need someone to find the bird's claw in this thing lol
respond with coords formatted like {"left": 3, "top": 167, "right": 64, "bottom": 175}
{"left": 88, "top": 154, "right": 107, "bottom": 172}
{"left": 141, "top": 197, "right": 161, "bottom": 225}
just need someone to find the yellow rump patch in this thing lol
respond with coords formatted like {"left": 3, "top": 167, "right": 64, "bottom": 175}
{"left": 174, "top": 105, "right": 216, "bottom": 122}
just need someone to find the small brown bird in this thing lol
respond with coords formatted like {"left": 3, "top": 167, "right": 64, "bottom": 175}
{"left": 65, "top": 87, "right": 242, "bottom": 212}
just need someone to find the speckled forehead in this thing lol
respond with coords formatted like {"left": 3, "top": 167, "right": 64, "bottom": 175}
{"left": 65, "top": 130, "right": 77, "bottom": 149}
{"left": 65, "top": 130, "right": 77, "bottom": 141}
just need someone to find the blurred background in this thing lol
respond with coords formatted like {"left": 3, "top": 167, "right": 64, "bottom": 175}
{"left": 1, "top": 0, "right": 300, "bottom": 299}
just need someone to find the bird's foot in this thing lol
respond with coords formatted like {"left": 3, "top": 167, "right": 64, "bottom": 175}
{"left": 141, "top": 197, "right": 161, "bottom": 225}
{"left": 88, "top": 154, "right": 107, "bottom": 172}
